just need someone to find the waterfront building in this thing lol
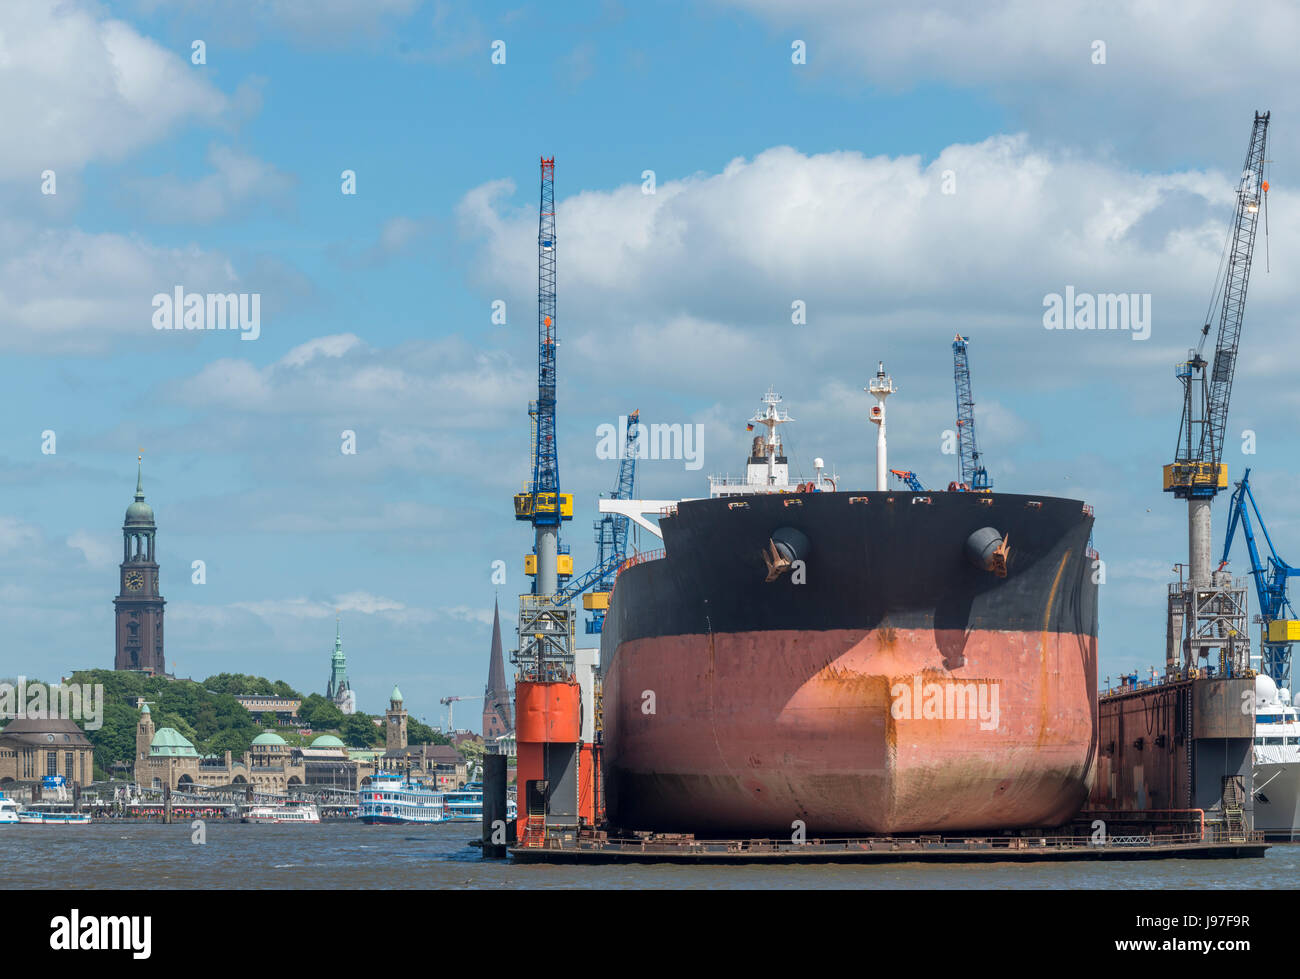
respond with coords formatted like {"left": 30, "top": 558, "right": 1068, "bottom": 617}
{"left": 0, "top": 717, "right": 95, "bottom": 787}
{"left": 483, "top": 598, "right": 514, "bottom": 739}
{"left": 133, "top": 705, "right": 308, "bottom": 792}
{"left": 114, "top": 457, "right": 166, "bottom": 674}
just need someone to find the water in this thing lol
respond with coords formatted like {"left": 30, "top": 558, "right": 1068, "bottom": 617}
{"left": 2, "top": 822, "right": 1291, "bottom": 888}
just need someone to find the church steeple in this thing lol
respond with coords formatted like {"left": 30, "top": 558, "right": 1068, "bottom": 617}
{"left": 115, "top": 454, "right": 166, "bottom": 675}
{"left": 483, "top": 597, "right": 513, "bottom": 739}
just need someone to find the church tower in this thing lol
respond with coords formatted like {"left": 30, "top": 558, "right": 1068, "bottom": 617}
{"left": 385, "top": 685, "right": 408, "bottom": 752}
{"left": 326, "top": 616, "right": 353, "bottom": 714}
{"left": 114, "top": 457, "right": 166, "bottom": 674}
{"left": 483, "top": 597, "right": 514, "bottom": 739}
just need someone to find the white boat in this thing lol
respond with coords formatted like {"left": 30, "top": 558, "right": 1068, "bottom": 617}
{"left": 1252, "top": 675, "right": 1300, "bottom": 839}
{"left": 358, "top": 772, "right": 517, "bottom": 824}
{"left": 242, "top": 803, "right": 321, "bottom": 824}
{"left": 16, "top": 810, "right": 91, "bottom": 825}
{"left": 0, "top": 792, "right": 19, "bottom": 824}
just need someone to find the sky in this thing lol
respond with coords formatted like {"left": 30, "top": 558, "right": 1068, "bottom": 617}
{"left": 2, "top": 0, "right": 1299, "bottom": 729}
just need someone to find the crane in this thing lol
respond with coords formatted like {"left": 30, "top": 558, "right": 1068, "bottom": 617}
{"left": 952, "top": 335, "right": 991, "bottom": 492}
{"left": 1164, "top": 112, "right": 1269, "bottom": 586}
{"left": 889, "top": 469, "right": 925, "bottom": 492}
{"left": 513, "top": 156, "right": 573, "bottom": 598}
{"left": 511, "top": 156, "right": 575, "bottom": 685}
{"left": 439, "top": 695, "right": 482, "bottom": 733}
{"left": 554, "top": 410, "right": 643, "bottom": 633}
{"left": 1220, "top": 469, "right": 1300, "bottom": 689}
{"left": 1162, "top": 111, "right": 1269, "bottom": 680}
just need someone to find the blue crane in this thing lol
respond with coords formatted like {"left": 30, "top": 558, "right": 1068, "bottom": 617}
{"left": 889, "top": 469, "right": 925, "bottom": 492}
{"left": 952, "top": 335, "right": 991, "bottom": 492}
{"left": 513, "top": 157, "right": 573, "bottom": 598}
{"left": 1220, "top": 468, "right": 1300, "bottom": 689}
{"left": 556, "top": 411, "right": 643, "bottom": 633}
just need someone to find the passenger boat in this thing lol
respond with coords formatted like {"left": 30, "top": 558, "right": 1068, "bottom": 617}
{"left": 242, "top": 803, "right": 321, "bottom": 824}
{"left": 16, "top": 810, "right": 91, "bottom": 825}
{"left": 357, "top": 773, "right": 517, "bottom": 824}
{"left": 0, "top": 792, "right": 19, "bottom": 824}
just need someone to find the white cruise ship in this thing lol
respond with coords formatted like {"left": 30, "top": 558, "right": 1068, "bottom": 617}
{"left": 1252, "top": 674, "right": 1300, "bottom": 839}
{"left": 0, "top": 791, "right": 19, "bottom": 824}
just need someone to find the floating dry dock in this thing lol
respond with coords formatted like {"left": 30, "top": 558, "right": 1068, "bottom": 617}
{"left": 509, "top": 826, "right": 1267, "bottom": 864}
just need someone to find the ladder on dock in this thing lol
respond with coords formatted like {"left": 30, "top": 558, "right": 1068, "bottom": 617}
{"left": 1223, "top": 776, "right": 1248, "bottom": 842}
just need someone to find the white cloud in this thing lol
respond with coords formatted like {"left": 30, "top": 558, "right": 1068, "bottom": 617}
{"left": 724, "top": 1, "right": 1298, "bottom": 162}
{"left": 0, "top": 1, "right": 228, "bottom": 180}
{"left": 66, "top": 530, "right": 115, "bottom": 568}
{"left": 0, "top": 223, "right": 242, "bottom": 354}
{"left": 125, "top": 145, "right": 297, "bottom": 223}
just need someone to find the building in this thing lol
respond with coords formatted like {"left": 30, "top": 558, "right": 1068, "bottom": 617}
{"left": 325, "top": 617, "right": 354, "bottom": 714}
{"left": 483, "top": 597, "right": 514, "bottom": 739}
{"left": 385, "top": 685, "right": 407, "bottom": 752}
{"left": 0, "top": 717, "right": 95, "bottom": 787}
{"left": 379, "top": 686, "right": 468, "bottom": 788}
{"left": 114, "top": 457, "right": 166, "bottom": 674}
{"left": 290, "top": 734, "right": 373, "bottom": 790}
{"left": 232, "top": 695, "right": 301, "bottom": 723}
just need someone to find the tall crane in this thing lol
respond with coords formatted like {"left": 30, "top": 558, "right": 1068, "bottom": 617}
{"left": 1220, "top": 469, "right": 1300, "bottom": 689}
{"left": 439, "top": 695, "right": 483, "bottom": 732}
{"left": 952, "top": 335, "right": 991, "bottom": 492}
{"left": 555, "top": 410, "right": 643, "bottom": 633}
{"left": 1163, "top": 111, "right": 1269, "bottom": 679}
{"left": 514, "top": 157, "right": 573, "bottom": 599}
{"left": 511, "top": 157, "right": 575, "bottom": 686}
{"left": 1164, "top": 111, "right": 1269, "bottom": 586}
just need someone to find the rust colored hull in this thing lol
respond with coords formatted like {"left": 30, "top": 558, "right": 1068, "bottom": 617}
{"left": 600, "top": 490, "right": 1099, "bottom": 835}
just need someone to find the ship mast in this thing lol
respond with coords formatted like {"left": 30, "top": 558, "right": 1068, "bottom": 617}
{"left": 749, "top": 387, "right": 791, "bottom": 487}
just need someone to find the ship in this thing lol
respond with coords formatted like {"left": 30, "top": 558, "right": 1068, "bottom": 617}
{"left": 357, "top": 772, "right": 517, "bottom": 824}
{"left": 599, "top": 386, "right": 1099, "bottom": 835}
{"left": 242, "top": 802, "right": 321, "bottom": 824}
{"left": 1250, "top": 674, "right": 1300, "bottom": 840}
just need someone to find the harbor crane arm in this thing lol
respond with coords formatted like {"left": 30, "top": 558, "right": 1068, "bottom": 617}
{"left": 952, "top": 335, "right": 991, "bottom": 492}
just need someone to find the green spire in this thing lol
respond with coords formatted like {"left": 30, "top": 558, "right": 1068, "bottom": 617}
{"left": 390, "top": 684, "right": 403, "bottom": 704}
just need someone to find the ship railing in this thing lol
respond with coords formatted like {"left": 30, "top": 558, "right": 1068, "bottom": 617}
{"left": 615, "top": 548, "right": 665, "bottom": 578}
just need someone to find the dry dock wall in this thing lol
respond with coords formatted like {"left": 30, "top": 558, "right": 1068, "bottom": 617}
{"left": 1089, "top": 677, "right": 1253, "bottom": 826}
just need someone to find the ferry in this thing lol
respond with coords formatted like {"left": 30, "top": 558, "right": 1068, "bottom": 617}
{"left": 16, "top": 810, "right": 91, "bottom": 825}
{"left": 442, "top": 783, "right": 518, "bottom": 822}
{"left": 242, "top": 803, "right": 321, "bottom": 824}
{"left": 0, "top": 792, "right": 19, "bottom": 824}
{"left": 357, "top": 773, "right": 517, "bottom": 824}
{"left": 358, "top": 772, "right": 445, "bottom": 824}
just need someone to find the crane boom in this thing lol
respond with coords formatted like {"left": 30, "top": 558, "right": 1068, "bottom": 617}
{"left": 952, "top": 335, "right": 991, "bottom": 491}
{"left": 1221, "top": 469, "right": 1300, "bottom": 689}
{"left": 1166, "top": 112, "right": 1269, "bottom": 500}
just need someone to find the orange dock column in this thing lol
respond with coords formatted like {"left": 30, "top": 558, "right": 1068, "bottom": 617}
{"left": 514, "top": 678, "right": 581, "bottom": 843}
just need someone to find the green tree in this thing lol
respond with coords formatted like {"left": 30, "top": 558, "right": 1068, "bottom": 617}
{"left": 340, "top": 713, "right": 384, "bottom": 748}
{"left": 260, "top": 711, "right": 277, "bottom": 728}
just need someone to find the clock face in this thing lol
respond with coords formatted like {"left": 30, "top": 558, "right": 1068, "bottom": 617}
{"left": 125, "top": 571, "right": 144, "bottom": 591}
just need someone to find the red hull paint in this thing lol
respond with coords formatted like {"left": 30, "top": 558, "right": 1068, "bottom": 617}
{"left": 603, "top": 627, "right": 1097, "bottom": 834}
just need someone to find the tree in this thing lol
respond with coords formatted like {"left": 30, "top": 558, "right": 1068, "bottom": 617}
{"left": 340, "top": 713, "right": 383, "bottom": 748}
{"left": 260, "top": 711, "right": 277, "bottom": 728}
{"left": 407, "top": 718, "right": 446, "bottom": 746}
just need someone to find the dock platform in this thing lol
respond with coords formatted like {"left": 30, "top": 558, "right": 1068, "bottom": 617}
{"left": 508, "top": 830, "right": 1268, "bottom": 864}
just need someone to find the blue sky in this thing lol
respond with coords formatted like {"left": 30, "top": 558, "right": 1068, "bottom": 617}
{"left": 3, "top": 0, "right": 1300, "bottom": 728}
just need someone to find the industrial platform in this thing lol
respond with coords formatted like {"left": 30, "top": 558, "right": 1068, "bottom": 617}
{"left": 508, "top": 831, "right": 1268, "bottom": 864}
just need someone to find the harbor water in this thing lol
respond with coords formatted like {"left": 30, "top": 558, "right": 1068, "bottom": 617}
{"left": 2, "top": 822, "right": 1290, "bottom": 889}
